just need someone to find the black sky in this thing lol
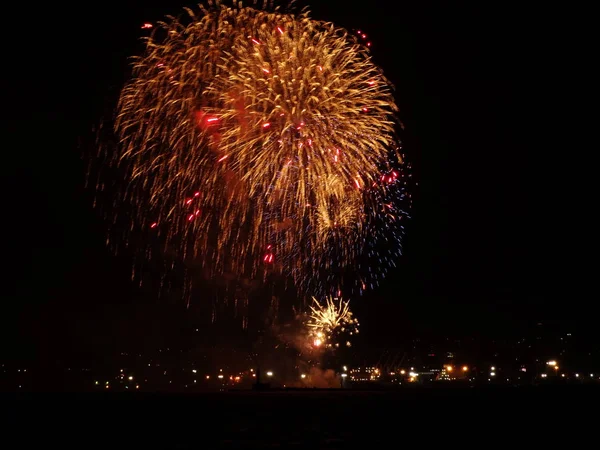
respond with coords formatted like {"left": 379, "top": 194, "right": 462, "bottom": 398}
{"left": 2, "top": 1, "right": 586, "bottom": 360}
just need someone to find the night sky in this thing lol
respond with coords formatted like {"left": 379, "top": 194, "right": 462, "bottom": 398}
{"left": 2, "top": 1, "right": 586, "bottom": 362}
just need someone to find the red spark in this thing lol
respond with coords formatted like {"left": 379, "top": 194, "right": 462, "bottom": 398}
{"left": 194, "top": 110, "right": 220, "bottom": 131}
{"left": 263, "top": 245, "right": 274, "bottom": 264}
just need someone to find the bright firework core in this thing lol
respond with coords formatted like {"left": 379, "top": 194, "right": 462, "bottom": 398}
{"left": 307, "top": 296, "right": 359, "bottom": 349}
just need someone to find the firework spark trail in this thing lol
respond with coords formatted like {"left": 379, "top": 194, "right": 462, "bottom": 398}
{"left": 98, "top": 0, "right": 408, "bottom": 306}
{"left": 303, "top": 148, "right": 412, "bottom": 298}
{"left": 306, "top": 296, "right": 359, "bottom": 348}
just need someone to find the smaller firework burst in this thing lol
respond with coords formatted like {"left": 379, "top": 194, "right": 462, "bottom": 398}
{"left": 306, "top": 296, "right": 359, "bottom": 349}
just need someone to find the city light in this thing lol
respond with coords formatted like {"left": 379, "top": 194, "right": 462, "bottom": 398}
{"left": 12, "top": 331, "right": 598, "bottom": 392}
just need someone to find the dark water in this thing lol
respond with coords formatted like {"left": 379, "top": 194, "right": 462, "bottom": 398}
{"left": 6, "top": 386, "right": 597, "bottom": 448}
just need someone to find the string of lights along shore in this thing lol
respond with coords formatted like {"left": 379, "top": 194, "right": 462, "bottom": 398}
{"left": 94, "top": 0, "right": 411, "bottom": 332}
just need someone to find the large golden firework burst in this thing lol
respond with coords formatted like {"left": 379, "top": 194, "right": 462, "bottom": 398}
{"left": 110, "top": 0, "right": 400, "bottom": 291}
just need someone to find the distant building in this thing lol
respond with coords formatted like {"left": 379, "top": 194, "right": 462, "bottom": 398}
{"left": 349, "top": 367, "right": 380, "bottom": 382}
{"left": 437, "top": 368, "right": 452, "bottom": 381}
